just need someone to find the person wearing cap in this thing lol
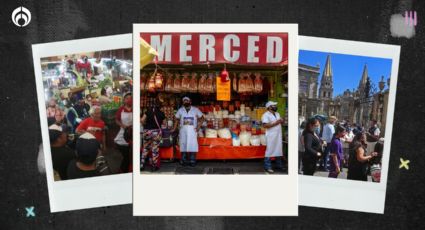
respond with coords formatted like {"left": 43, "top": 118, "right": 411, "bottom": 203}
{"left": 320, "top": 115, "right": 337, "bottom": 171}
{"left": 173, "top": 96, "right": 204, "bottom": 167}
{"left": 261, "top": 101, "right": 284, "bottom": 173}
{"left": 67, "top": 133, "right": 101, "bottom": 179}
{"left": 76, "top": 106, "right": 106, "bottom": 148}
{"left": 114, "top": 92, "right": 133, "bottom": 173}
{"left": 49, "top": 124, "right": 75, "bottom": 180}
{"left": 73, "top": 94, "right": 91, "bottom": 119}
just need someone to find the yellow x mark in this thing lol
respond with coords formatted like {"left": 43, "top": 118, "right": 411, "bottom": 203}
{"left": 399, "top": 158, "right": 410, "bottom": 170}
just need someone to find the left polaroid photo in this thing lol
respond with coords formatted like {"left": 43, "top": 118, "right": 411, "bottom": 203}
{"left": 32, "top": 34, "right": 133, "bottom": 212}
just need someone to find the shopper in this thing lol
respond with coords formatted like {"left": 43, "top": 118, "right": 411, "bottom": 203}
{"left": 173, "top": 97, "right": 203, "bottom": 167}
{"left": 48, "top": 124, "right": 75, "bottom": 180}
{"left": 299, "top": 121, "right": 306, "bottom": 173}
{"left": 141, "top": 103, "right": 165, "bottom": 171}
{"left": 261, "top": 101, "right": 284, "bottom": 173}
{"left": 67, "top": 133, "right": 101, "bottom": 179}
{"left": 73, "top": 95, "right": 90, "bottom": 119}
{"left": 64, "top": 102, "right": 81, "bottom": 133}
{"left": 320, "top": 116, "right": 337, "bottom": 171}
{"left": 302, "top": 118, "right": 322, "bottom": 176}
{"left": 98, "top": 88, "right": 112, "bottom": 105}
{"left": 46, "top": 98, "right": 63, "bottom": 125}
{"left": 328, "top": 125, "right": 347, "bottom": 178}
{"left": 347, "top": 131, "right": 378, "bottom": 181}
{"left": 114, "top": 92, "right": 133, "bottom": 173}
{"left": 76, "top": 106, "right": 106, "bottom": 149}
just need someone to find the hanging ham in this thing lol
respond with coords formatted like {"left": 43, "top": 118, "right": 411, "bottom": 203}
{"left": 189, "top": 72, "right": 198, "bottom": 93}
{"left": 254, "top": 72, "right": 263, "bottom": 94}
{"left": 165, "top": 73, "right": 173, "bottom": 92}
{"left": 232, "top": 73, "right": 238, "bottom": 92}
{"left": 181, "top": 72, "right": 190, "bottom": 92}
{"left": 198, "top": 73, "right": 207, "bottom": 94}
{"left": 173, "top": 73, "right": 181, "bottom": 93}
{"left": 141, "top": 72, "right": 147, "bottom": 92}
{"left": 205, "top": 73, "right": 214, "bottom": 94}
{"left": 246, "top": 72, "right": 254, "bottom": 94}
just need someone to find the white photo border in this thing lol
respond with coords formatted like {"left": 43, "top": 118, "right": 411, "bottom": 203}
{"left": 32, "top": 34, "right": 133, "bottom": 212}
{"left": 298, "top": 36, "right": 400, "bottom": 214}
{"left": 133, "top": 24, "right": 299, "bottom": 216}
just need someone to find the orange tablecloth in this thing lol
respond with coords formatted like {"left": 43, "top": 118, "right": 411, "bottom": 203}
{"left": 159, "top": 145, "right": 266, "bottom": 160}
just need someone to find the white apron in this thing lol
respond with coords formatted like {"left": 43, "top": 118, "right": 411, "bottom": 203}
{"left": 176, "top": 106, "right": 202, "bottom": 152}
{"left": 179, "top": 125, "right": 198, "bottom": 152}
{"left": 262, "top": 111, "right": 283, "bottom": 157}
{"left": 114, "top": 108, "right": 133, "bottom": 146}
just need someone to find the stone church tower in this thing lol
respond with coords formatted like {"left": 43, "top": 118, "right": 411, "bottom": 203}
{"left": 318, "top": 55, "right": 334, "bottom": 113}
{"left": 319, "top": 55, "right": 333, "bottom": 100}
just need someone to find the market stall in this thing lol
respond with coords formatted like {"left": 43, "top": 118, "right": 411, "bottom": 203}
{"left": 140, "top": 33, "right": 289, "bottom": 160}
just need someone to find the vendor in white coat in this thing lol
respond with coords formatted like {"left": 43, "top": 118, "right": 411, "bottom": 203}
{"left": 261, "top": 101, "right": 284, "bottom": 173}
{"left": 172, "top": 97, "right": 204, "bottom": 167}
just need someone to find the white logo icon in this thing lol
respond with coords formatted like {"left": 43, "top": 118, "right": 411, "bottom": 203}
{"left": 11, "top": 6, "right": 31, "bottom": 27}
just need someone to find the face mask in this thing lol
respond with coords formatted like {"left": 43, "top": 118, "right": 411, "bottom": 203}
{"left": 314, "top": 126, "right": 320, "bottom": 135}
{"left": 270, "top": 106, "right": 278, "bottom": 112}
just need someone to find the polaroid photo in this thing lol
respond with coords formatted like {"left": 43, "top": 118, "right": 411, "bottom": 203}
{"left": 33, "top": 34, "right": 133, "bottom": 212}
{"left": 133, "top": 24, "right": 299, "bottom": 216}
{"left": 298, "top": 36, "right": 400, "bottom": 213}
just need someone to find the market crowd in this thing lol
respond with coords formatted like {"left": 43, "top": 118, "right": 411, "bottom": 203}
{"left": 46, "top": 91, "right": 133, "bottom": 180}
{"left": 299, "top": 116, "right": 384, "bottom": 182}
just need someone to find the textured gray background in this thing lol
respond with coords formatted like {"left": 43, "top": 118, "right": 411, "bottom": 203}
{"left": 0, "top": 0, "right": 424, "bottom": 229}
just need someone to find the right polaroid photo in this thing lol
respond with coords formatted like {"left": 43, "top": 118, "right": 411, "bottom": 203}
{"left": 298, "top": 36, "right": 400, "bottom": 213}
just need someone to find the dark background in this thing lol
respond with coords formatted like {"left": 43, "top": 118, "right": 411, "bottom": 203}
{"left": 1, "top": 0, "right": 424, "bottom": 229}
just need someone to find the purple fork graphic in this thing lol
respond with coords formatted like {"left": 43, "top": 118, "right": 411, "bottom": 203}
{"left": 405, "top": 11, "right": 417, "bottom": 26}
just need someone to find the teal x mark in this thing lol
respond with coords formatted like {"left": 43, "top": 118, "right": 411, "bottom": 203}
{"left": 25, "top": 206, "right": 35, "bottom": 217}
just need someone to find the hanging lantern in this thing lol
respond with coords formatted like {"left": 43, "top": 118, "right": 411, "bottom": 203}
{"left": 220, "top": 65, "right": 230, "bottom": 82}
{"left": 154, "top": 72, "right": 163, "bottom": 89}
{"left": 147, "top": 75, "right": 156, "bottom": 92}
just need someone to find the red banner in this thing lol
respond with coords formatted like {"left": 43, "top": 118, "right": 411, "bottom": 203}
{"left": 140, "top": 33, "right": 288, "bottom": 66}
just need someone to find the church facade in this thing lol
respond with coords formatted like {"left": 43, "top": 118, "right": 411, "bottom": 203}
{"left": 299, "top": 54, "right": 390, "bottom": 133}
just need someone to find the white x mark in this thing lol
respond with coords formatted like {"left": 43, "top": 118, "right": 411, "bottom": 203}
{"left": 399, "top": 158, "right": 410, "bottom": 170}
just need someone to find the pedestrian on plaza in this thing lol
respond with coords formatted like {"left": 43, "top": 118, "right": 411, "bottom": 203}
{"left": 141, "top": 101, "right": 165, "bottom": 171}
{"left": 328, "top": 125, "right": 347, "bottom": 178}
{"left": 320, "top": 116, "right": 337, "bottom": 171}
{"left": 173, "top": 97, "right": 203, "bottom": 167}
{"left": 347, "top": 131, "right": 378, "bottom": 181}
{"left": 302, "top": 118, "right": 322, "bottom": 176}
{"left": 299, "top": 121, "right": 306, "bottom": 173}
{"left": 261, "top": 101, "right": 285, "bottom": 173}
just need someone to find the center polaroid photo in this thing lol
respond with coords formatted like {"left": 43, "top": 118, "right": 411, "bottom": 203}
{"left": 133, "top": 24, "right": 299, "bottom": 216}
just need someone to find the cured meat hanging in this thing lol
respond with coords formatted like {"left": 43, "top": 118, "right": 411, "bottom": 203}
{"left": 245, "top": 73, "right": 254, "bottom": 94}
{"left": 254, "top": 72, "right": 263, "bottom": 93}
{"left": 181, "top": 72, "right": 190, "bottom": 92}
{"left": 173, "top": 73, "right": 182, "bottom": 93}
{"left": 205, "top": 73, "right": 214, "bottom": 94}
{"left": 164, "top": 72, "right": 173, "bottom": 92}
{"left": 189, "top": 72, "right": 198, "bottom": 93}
{"left": 141, "top": 72, "right": 147, "bottom": 92}
{"left": 198, "top": 73, "right": 207, "bottom": 94}
{"left": 232, "top": 73, "right": 238, "bottom": 92}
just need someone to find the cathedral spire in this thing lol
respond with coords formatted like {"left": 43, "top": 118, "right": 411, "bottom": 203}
{"left": 359, "top": 64, "right": 368, "bottom": 88}
{"left": 323, "top": 54, "right": 333, "bottom": 78}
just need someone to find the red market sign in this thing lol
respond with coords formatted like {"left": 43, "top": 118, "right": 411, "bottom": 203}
{"left": 140, "top": 33, "right": 288, "bottom": 66}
